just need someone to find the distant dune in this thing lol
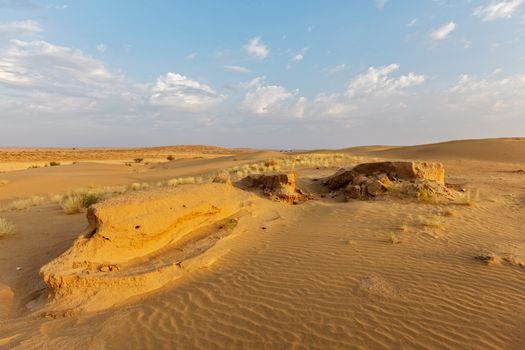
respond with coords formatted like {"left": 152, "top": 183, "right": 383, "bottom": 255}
{"left": 346, "top": 138, "right": 525, "bottom": 164}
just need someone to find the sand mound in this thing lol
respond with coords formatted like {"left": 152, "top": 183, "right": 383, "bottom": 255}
{"left": 39, "top": 183, "right": 257, "bottom": 313}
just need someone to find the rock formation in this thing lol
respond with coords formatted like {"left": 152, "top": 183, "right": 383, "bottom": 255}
{"left": 324, "top": 161, "right": 453, "bottom": 202}
{"left": 238, "top": 172, "right": 311, "bottom": 203}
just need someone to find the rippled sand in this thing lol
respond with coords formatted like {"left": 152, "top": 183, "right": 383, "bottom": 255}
{"left": 1, "top": 138, "right": 524, "bottom": 349}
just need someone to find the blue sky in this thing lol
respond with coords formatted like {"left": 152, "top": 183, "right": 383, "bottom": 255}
{"left": 0, "top": 0, "right": 524, "bottom": 148}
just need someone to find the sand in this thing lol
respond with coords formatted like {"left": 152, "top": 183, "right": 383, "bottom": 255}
{"left": 0, "top": 138, "right": 524, "bottom": 349}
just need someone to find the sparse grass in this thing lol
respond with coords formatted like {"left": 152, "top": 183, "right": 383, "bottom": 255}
{"left": 387, "top": 232, "right": 400, "bottom": 244}
{"left": 133, "top": 158, "right": 144, "bottom": 163}
{"left": 4, "top": 196, "right": 47, "bottom": 211}
{"left": 0, "top": 218, "right": 15, "bottom": 238}
{"left": 454, "top": 189, "right": 479, "bottom": 207}
{"left": 61, "top": 190, "right": 104, "bottom": 214}
{"left": 419, "top": 216, "right": 444, "bottom": 229}
{"left": 416, "top": 186, "right": 439, "bottom": 204}
{"left": 49, "top": 161, "right": 60, "bottom": 166}
{"left": 28, "top": 165, "right": 40, "bottom": 169}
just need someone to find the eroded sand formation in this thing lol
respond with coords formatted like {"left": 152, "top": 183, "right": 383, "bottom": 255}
{"left": 39, "top": 183, "right": 260, "bottom": 313}
{"left": 323, "top": 161, "right": 457, "bottom": 201}
{"left": 237, "top": 172, "right": 312, "bottom": 203}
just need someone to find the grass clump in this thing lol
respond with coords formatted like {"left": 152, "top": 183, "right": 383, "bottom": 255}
{"left": 387, "top": 232, "right": 400, "bottom": 244}
{"left": 133, "top": 158, "right": 144, "bottom": 163}
{"left": 61, "top": 191, "right": 104, "bottom": 214}
{"left": 49, "top": 161, "right": 61, "bottom": 166}
{"left": 416, "top": 186, "right": 439, "bottom": 204}
{"left": 166, "top": 155, "right": 175, "bottom": 161}
{"left": 0, "top": 218, "right": 15, "bottom": 238}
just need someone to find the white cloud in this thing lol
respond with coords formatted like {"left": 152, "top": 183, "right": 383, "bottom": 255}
{"left": 96, "top": 44, "right": 107, "bottom": 53}
{"left": 0, "top": 39, "right": 118, "bottom": 89}
{"left": 0, "top": 20, "right": 41, "bottom": 34}
{"left": 150, "top": 72, "right": 224, "bottom": 111}
{"left": 244, "top": 37, "right": 269, "bottom": 59}
{"left": 240, "top": 76, "right": 266, "bottom": 90}
{"left": 291, "top": 47, "right": 308, "bottom": 62}
{"left": 311, "top": 64, "right": 425, "bottom": 117}
{"left": 345, "top": 64, "right": 425, "bottom": 98}
{"left": 473, "top": 0, "right": 525, "bottom": 21}
{"left": 325, "top": 64, "right": 350, "bottom": 75}
{"left": 186, "top": 52, "right": 197, "bottom": 60}
{"left": 430, "top": 21, "right": 456, "bottom": 40}
{"left": 239, "top": 76, "right": 304, "bottom": 117}
{"left": 447, "top": 72, "right": 525, "bottom": 114}
{"left": 407, "top": 18, "right": 417, "bottom": 27}
{"left": 48, "top": 4, "right": 67, "bottom": 10}
{"left": 375, "top": 0, "right": 388, "bottom": 9}
{"left": 223, "top": 65, "right": 251, "bottom": 73}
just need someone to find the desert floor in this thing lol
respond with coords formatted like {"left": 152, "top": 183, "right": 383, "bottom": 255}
{"left": 0, "top": 138, "right": 524, "bottom": 349}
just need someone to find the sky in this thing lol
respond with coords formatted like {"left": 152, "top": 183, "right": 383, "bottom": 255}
{"left": 0, "top": 0, "right": 524, "bottom": 148}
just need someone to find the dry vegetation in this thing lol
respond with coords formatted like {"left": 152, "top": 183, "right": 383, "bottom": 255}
{"left": 0, "top": 217, "right": 15, "bottom": 238}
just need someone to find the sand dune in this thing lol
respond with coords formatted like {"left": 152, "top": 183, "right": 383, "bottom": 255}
{"left": 1, "top": 138, "right": 524, "bottom": 349}
{"left": 347, "top": 137, "right": 525, "bottom": 164}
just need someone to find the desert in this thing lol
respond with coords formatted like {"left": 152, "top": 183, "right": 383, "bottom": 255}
{"left": 2, "top": 1, "right": 525, "bottom": 349}
{"left": 0, "top": 138, "right": 524, "bottom": 349}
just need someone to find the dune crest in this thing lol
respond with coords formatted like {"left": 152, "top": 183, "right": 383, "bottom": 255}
{"left": 39, "top": 183, "right": 260, "bottom": 313}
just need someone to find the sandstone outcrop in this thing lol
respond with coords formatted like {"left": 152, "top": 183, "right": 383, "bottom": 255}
{"left": 39, "top": 183, "right": 255, "bottom": 313}
{"left": 238, "top": 172, "right": 311, "bottom": 203}
{"left": 324, "top": 161, "right": 453, "bottom": 202}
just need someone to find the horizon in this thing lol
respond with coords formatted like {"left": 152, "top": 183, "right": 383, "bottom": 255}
{"left": 1, "top": 0, "right": 524, "bottom": 148}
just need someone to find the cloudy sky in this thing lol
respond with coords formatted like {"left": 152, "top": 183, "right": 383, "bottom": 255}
{"left": 0, "top": 0, "right": 524, "bottom": 148}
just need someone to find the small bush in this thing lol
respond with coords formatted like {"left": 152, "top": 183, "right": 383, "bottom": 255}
{"left": 49, "top": 161, "right": 61, "bottom": 166}
{"left": 0, "top": 218, "right": 15, "bottom": 238}
{"left": 166, "top": 155, "right": 175, "bottom": 161}
{"left": 133, "top": 158, "right": 143, "bottom": 163}
{"left": 61, "top": 191, "right": 104, "bottom": 214}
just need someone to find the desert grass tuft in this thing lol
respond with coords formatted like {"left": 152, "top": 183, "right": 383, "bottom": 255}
{"left": 387, "top": 232, "right": 401, "bottom": 244}
{"left": 61, "top": 190, "right": 104, "bottom": 214}
{"left": 0, "top": 218, "right": 15, "bottom": 238}
{"left": 419, "top": 216, "right": 444, "bottom": 229}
